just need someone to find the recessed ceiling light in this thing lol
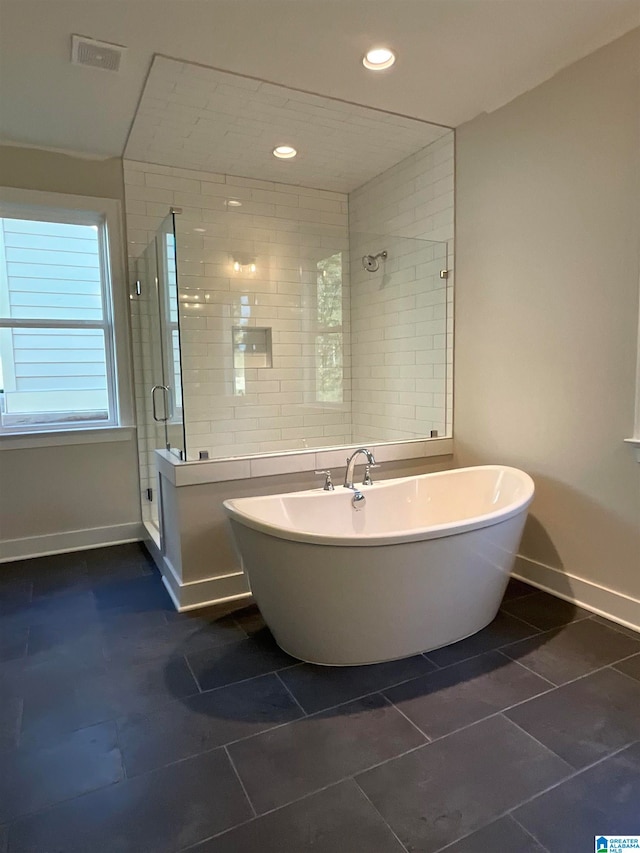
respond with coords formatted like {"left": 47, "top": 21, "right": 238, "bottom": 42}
{"left": 362, "top": 47, "right": 396, "bottom": 71}
{"left": 226, "top": 199, "right": 242, "bottom": 207}
{"left": 273, "top": 145, "right": 297, "bottom": 159}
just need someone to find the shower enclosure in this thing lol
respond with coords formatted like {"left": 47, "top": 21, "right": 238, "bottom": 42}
{"left": 132, "top": 217, "right": 450, "bottom": 470}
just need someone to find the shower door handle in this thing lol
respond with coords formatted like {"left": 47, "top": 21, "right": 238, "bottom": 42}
{"left": 151, "top": 384, "right": 170, "bottom": 422}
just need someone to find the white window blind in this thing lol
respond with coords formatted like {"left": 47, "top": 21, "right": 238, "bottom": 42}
{"left": 0, "top": 212, "right": 117, "bottom": 431}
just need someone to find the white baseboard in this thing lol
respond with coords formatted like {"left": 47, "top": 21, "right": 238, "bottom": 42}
{"left": 0, "top": 521, "right": 144, "bottom": 563}
{"left": 153, "top": 550, "right": 251, "bottom": 612}
{"left": 514, "top": 554, "right": 640, "bottom": 634}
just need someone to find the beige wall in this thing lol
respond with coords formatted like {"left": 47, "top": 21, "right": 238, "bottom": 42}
{"left": 0, "top": 146, "right": 124, "bottom": 200}
{"left": 0, "top": 146, "right": 142, "bottom": 560}
{"left": 1, "top": 438, "right": 140, "bottom": 539}
{"left": 455, "top": 29, "right": 640, "bottom": 618}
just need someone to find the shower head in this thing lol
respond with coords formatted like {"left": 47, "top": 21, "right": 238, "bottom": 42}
{"left": 362, "top": 250, "right": 388, "bottom": 272}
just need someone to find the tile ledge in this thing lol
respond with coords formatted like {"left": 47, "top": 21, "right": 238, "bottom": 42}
{"left": 624, "top": 438, "right": 640, "bottom": 462}
{"left": 156, "top": 438, "right": 453, "bottom": 486}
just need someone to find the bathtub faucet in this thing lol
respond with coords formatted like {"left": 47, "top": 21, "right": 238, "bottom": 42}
{"left": 344, "top": 448, "right": 377, "bottom": 490}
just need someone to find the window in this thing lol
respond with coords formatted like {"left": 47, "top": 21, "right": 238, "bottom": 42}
{"left": 0, "top": 189, "right": 130, "bottom": 434}
{"left": 315, "top": 253, "right": 344, "bottom": 403}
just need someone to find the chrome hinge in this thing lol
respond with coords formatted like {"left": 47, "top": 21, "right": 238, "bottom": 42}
{"left": 439, "top": 269, "right": 449, "bottom": 279}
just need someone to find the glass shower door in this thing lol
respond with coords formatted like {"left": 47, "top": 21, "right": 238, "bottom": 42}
{"left": 154, "top": 213, "right": 185, "bottom": 461}
{"left": 132, "top": 213, "right": 185, "bottom": 539}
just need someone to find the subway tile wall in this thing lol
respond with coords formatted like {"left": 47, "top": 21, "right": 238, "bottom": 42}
{"left": 349, "top": 133, "right": 455, "bottom": 442}
{"left": 124, "top": 161, "right": 352, "bottom": 484}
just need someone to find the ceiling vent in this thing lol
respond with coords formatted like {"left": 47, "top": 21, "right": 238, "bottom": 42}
{"left": 71, "top": 35, "right": 126, "bottom": 72}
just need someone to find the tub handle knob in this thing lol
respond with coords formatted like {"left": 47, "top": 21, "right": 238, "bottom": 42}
{"left": 362, "top": 463, "right": 380, "bottom": 486}
{"left": 314, "top": 470, "right": 335, "bottom": 491}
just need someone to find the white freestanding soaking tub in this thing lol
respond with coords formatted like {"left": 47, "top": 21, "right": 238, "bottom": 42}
{"left": 223, "top": 465, "right": 535, "bottom": 665}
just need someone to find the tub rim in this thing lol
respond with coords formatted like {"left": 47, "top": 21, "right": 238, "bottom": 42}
{"left": 223, "top": 464, "right": 535, "bottom": 547}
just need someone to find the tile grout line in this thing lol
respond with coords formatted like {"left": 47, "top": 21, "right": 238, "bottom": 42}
{"left": 503, "top": 611, "right": 591, "bottom": 633}
{"left": 495, "top": 649, "right": 559, "bottom": 687}
{"left": 112, "top": 717, "right": 128, "bottom": 781}
{"left": 182, "top": 653, "right": 203, "bottom": 693}
{"left": 204, "top": 739, "right": 433, "bottom": 840}
{"left": 423, "top": 625, "right": 547, "bottom": 669}
{"left": 500, "top": 648, "right": 640, "bottom": 694}
{"left": 498, "top": 712, "right": 575, "bottom": 770}
{"left": 224, "top": 745, "right": 257, "bottom": 818}
{"left": 497, "top": 619, "right": 640, "bottom": 665}
{"left": 420, "top": 672, "right": 574, "bottom": 745}
{"left": 503, "top": 588, "right": 542, "bottom": 603}
{"left": 3, "top": 773, "right": 124, "bottom": 828}
{"left": 208, "top": 689, "right": 424, "bottom": 754}
{"left": 231, "top": 615, "right": 251, "bottom": 639}
{"left": 588, "top": 614, "right": 640, "bottom": 640}
{"left": 354, "top": 781, "right": 411, "bottom": 853}
{"left": 428, "top": 819, "right": 507, "bottom": 853}
{"left": 609, "top": 659, "right": 640, "bottom": 684}
{"left": 158, "top": 662, "right": 303, "bottom": 705}
{"left": 379, "top": 692, "right": 433, "bottom": 743}
{"left": 502, "top": 739, "right": 637, "bottom": 818}
{"left": 176, "top": 776, "right": 389, "bottom": 851}
{"left": 421, "top": 651, "right": 442, "bottom": 668}
{"left": 383, "top": 651, "right": 640, "bottom": 749}
{"left": 177, "top": 815, "right": 259, "bottom": 851}
{"left": 510, "top": 813, "right": 553, "bottom": 852}
{"left": 429, "top": 739, "right": 638, "bottom": 853}
{"left": 14, "top": 696, "right": 25, "bottom": 750}
{"left": 496, "top": 608, "right": 553, "bottom": 635}
{"left": 273, "top": 670, "right": 308, "bottom": 717}
{"left": 430, "top": 813, "right": 551, "bottom": 853}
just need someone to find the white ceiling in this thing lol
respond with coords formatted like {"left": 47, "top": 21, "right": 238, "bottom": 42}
{"left": 124, "top": 58, "right": 449, "bottom": 192}
{"left": 1, "top": 0, "right": 639, "bottom": 159}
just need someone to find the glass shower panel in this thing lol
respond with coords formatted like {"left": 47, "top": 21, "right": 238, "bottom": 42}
{"left": 171, "top": 212, "right": 450, "bottom": 459}
{"left": 173, "top": 214, "right": 351, "bottom": 460}
{"left": 131, "top": 236, "right": 165, "bottom": 532}
{"left": 155, "top": 213, "right": 185, "bottom": 460}
{"left": 130, "top": 214, "right": 185, "bottom": 537}
{"left": 349, "top": 233, "right": 450, "bottom": 443}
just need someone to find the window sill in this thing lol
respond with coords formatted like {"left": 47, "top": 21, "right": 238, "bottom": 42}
{"left": 624, "top": 438, "right": 640, "bottom": 462}
{"left": 0, "top": 426, "right": 137, "bottom": 450}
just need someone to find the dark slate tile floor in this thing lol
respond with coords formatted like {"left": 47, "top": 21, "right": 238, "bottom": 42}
{"left": 1, "top": 546, "right": 640, "bottom": 853}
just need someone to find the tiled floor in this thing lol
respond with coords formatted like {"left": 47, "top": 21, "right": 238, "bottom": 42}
{"left": 1, "top": 545, "right": 640, "bottom": 853}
